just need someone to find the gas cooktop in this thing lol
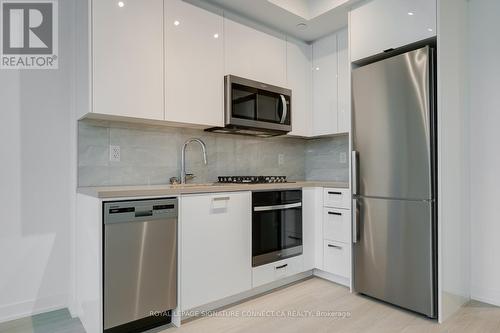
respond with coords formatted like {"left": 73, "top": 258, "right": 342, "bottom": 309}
{"left": 217, "top": 176, "right": 288, "bottom": 184}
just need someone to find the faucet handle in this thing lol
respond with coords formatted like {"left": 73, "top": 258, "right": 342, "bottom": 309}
{"left": 185, "top": 173, "right": 196, "bottom": 181}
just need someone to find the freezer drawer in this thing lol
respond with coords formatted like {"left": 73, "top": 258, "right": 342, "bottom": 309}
{"left": 353, "top": 197, "right": 436, "bottom": 318}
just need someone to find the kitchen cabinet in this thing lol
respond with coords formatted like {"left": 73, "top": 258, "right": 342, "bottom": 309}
{"left": 252, "top": 256, "right": 304, "bottom": 288}
{"left": 337, "top": 28, "right": 350, "bottom": 134}
{"left": 350, "top": 0, "right": 437, "bottom": 62}
{"left": 224, "top": 18, "right": 287, "bottom": 87}
{"left": 312, "top": 34, "right": 339, "bottom": 136}
{"left": 286, "top": 39, "right": 313, "bottom": 137}
{"left": 324, "top": 188, "right": 351, "bottom": 209}
{"left": 323, "top": 240, "right": 351, "bottom": 278}
{"left": 323, "top": 208, "right": 351, "bottom": 243}
{"left": 92, "top": 0, "right": 164, "bottom": 120}
{"left": 165, "top": 0, "right": 224, "bottom": 127}
{"left": 180, "top": 192, "right": 252, "bottom": 310}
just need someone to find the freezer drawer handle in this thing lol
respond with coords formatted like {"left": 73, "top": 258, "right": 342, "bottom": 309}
{"left": 328, "top": 191, "right": 342, "bottom": 195}
{"left": 328, "top": 244, "right": 342, "bottom": 250}
{"left": 328, "top": 212, "right": 342, "bottom": 216}
{"left": 275, "top": 264, "right": 288, "bottom": 270}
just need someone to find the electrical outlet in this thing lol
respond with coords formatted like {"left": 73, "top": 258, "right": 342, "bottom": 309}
{"left": 339, "top": 152, "right": 347, "bottom": 164}
{"left": 278, "top": 154, "right": 285, "bottom": 166}
{"left": 109, "top": 145, "right": 121, "bottom": 162}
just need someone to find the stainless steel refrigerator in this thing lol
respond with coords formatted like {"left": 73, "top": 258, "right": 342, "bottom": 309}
{"left": 351, "top": 45, "right": 437, "bottom": 318}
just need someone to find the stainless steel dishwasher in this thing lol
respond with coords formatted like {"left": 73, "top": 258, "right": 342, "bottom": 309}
{"left": 103, "top": 198, "right": 177, "bottom": 333}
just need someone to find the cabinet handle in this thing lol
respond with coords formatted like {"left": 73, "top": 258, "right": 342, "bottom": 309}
{"left": 213, "top": 196, "right": 230, "bottom": 201}
{"left": 288, "top": 236, "right": 302, "bottom": 240}
{"left": 275, "top": 264, "right": 288, "bottom": 270}
{"left": 328, "top": 244, "right": 342, "bottom": 250}
{"left": 328, "top": 191, "right": 342, "bottom": 195}
{"left": 328, "top": 212, "right": 342, "bottom": 216}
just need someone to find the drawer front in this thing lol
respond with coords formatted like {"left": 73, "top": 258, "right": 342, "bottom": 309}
{"left": 323, "top": 188, "right": 351, "bottom": 209}
{"left": 323, "top": 240, "right": 350, "bottom": 278}
{"left": 252, "top": 255, "right": 304, "bottom": 288}
{"left": 323, "top": 208, "right": 351, "bottom": 243}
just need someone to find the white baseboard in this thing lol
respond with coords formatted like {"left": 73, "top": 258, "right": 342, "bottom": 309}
{"left": 0, "top": 293, "right": 68, "bottom": 323}
{"left": 471, "top": 286, "right": 500, "bottom": 307}
{"left": 313, "top": 269, "right": 350, "bottom": 287}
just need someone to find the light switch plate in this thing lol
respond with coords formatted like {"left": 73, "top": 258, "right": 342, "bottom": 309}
{"left": 339, "top": 152, "right": 347, "bottom": 164}
{"left": 109, "top": 145, "right": 121, "bottom": 162}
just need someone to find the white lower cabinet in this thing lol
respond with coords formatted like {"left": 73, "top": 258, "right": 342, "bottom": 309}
{"left": 323, "top": 240, "right": 351, "bottom": 278}
{"left": 252, "top": 255, "right": 304, "bottom": 288}
{"left": 324, "top": 188, "right": 351, "bottom": 209}
{"left": 323, "top": 208, "right": 351, "bottom": 243}
{"left": 181, "top": 192, "right": 252, "bottom": 311}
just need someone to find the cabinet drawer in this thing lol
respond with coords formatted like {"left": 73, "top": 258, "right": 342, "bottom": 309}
{"left": 323, "top": 208, "right": 351, "bottom": 243}
{"left": 323, "top": 188, "right": 351, "bottom": 209}
{"left": 323, "top": 241, "right": 350, "bottom": 278}
{"left": 252, "top": 255, "right": 304, "bottom": 288}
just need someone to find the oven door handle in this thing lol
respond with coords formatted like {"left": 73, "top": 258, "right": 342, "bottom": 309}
{"left": 253, "top": 202, "right": 302, "bottom": 212}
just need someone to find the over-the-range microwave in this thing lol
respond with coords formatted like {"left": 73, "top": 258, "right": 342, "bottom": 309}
{"left": 206, "top": 75, "right": 292, "bottom": 137}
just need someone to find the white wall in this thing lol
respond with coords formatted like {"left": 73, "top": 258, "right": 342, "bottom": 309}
{"left": 437, "top": 0, "right": 470, "bottom": 322}
{"left": 0, "top": 0, "right": 77, "bottom": 322}
{"left": 469, "top": 0, "right": 500, "bottom": 307}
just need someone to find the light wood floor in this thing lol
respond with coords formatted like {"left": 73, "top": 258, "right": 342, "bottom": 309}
{"left": 166, "top": 277, "right": 500, "bottom": 333}
{"left": 2, "top": 278, "right": 499, "bottom": 332}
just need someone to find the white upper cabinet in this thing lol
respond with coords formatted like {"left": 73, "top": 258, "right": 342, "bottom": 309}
{"left": 337, "top": 28, "right": 350, "bottom": 134}
{"left": 350, "top": 0, "right": 437, "bottom": 62}
{"left": 312, "top": 34, "right": 338, "bottom": 136}
{"left": 165, "top": 0, "right": 224, "bottom": 127}
{"left": 92, "top": 0, "right": 164, "bottom": 120}
{"left": 224, "top": 18, "right": 287, "bottom": 87}
{"left": 286, "top": 39, "right": 313, "bottom": 137}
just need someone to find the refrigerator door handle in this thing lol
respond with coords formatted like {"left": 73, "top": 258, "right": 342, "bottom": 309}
{"left": 352, "top": 198, "right": 359, "bottom": 243}
{"left": 352, "top": 151, "right": 358, "bottom": 195}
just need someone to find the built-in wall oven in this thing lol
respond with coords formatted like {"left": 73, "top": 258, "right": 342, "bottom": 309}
{"left": 252, "top": 190, "right": 302, "bottom": 267}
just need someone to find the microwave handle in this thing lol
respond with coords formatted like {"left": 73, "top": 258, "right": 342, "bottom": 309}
{"left": 279, "top": 95, "right": 287, "bottom": 124}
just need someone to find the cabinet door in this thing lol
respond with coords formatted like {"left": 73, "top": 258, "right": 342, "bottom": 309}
{"left": 225, "top": 18, "right": 286, "bottom": 87}
{"left": 323, "top": 240, "right": 351, "bottom": 278}
{"left": 312, "top": 34, "right": 338, "bottom": 136}
{"left": 165, "top": 0, "right": 224, "bottom": 127}
{"left": 93, "top": 0, "right": 164, "bottom": 120}
{"left": 337, "top": 28, "right": 350, "bottom": 134}
{"left": 181, "top": 192, "right": 252, "bottom": 310}
{"left": 350, "top": 0, "right": 437, "bottom": 62}
{"left": 286, "top": 39, "right": 312, "bottom": 137}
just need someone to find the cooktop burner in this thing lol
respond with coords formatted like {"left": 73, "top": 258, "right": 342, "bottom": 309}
{"left": 218, "top": 176, "right": 288, "bottom": 184}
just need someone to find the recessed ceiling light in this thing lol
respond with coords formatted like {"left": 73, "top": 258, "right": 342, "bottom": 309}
{"left": 408, "top": 12, "right": 414, "bottom": 16}
{"left": 296, "top": 23, "right": 308, "bottom": 30}
{"left": 315, "top": 67, "right": 320, "bottom": 71}
{"left": 174, "top": 20, "right": 180, "bottom": 26}
{"left": 117, "top": 1, "right": 125, "bottom": 7}
{"left": 213, "top": 33, "right": 219, "bottom": 39}
{"left": 428, "top": 28, "right": 433, "bottom": 32}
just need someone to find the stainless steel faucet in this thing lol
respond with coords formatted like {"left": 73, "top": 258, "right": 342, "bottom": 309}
{"left": 181, "top": 138, "right": 208, "bottom": 184}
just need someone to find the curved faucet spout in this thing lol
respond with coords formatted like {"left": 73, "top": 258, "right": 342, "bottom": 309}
{"left": 181, "top": 138, "right": 208, "bottom": 184}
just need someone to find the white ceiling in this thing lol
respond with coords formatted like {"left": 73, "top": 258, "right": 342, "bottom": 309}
{"left": 193, "top": 0, "right": 354, "bottom": 42}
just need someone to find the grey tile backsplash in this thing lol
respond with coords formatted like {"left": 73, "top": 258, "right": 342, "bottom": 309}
{"left": 78, "top": 120, "right": 349, "bottom": 187}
